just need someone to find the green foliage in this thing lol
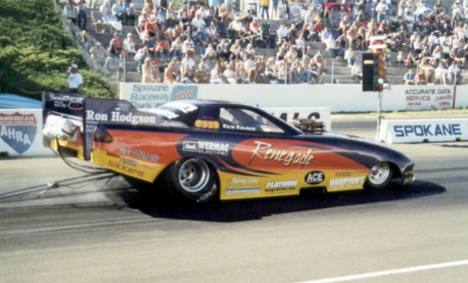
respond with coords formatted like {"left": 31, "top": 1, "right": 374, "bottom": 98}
{"left": 0, "top": 0, "right": 113, "bottom": 98}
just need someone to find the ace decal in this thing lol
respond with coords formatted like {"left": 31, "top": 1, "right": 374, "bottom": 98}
{"left": 0, "top": 113, "right": 36, "bottom": 154}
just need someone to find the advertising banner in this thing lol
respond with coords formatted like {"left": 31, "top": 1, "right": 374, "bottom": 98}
{"left": 119, "top": 83, "right": 198, "bottom": 108}
{"left": 0, "top": 109, "right": 53, "bottom": 156}
{"left": 379, "top": 118, "right": 468, "bottom": 143}
{"left": 120, "top": 83, "right": 468, "bottom": 112}
{"left": 404, "top": 85, "right": 455, "bottom": 110}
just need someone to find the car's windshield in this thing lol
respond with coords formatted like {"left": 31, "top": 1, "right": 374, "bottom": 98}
{"left": 219, "top": 107, "right": 285, "bottom": 134}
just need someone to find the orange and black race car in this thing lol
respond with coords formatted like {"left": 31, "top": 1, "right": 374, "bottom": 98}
{"left": 43, "top": 92, "right": 414, "bottom": 203}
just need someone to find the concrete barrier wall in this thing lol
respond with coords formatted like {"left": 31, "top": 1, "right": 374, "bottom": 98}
{"left": 455, "top": 85, "right": 468, "bottom": 108}
{"left": 120, "top": 83, "right": 463, "bottom": 112}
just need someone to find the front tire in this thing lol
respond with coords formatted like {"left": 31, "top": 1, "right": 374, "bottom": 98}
{"left": 170, "top": 158, "right": 218, "bottom": 203}
{"left": 365, "top": 162, "right": 393, "bottom": 189}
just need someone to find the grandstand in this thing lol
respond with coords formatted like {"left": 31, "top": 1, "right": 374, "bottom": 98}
{"left": 58, "top": 0, "right": 468, "bottom": 85}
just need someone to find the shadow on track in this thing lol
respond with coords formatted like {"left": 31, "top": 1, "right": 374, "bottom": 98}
{"left": 438, "top": 144, "right": 468, "bottom": 148}
{"left": 114, "top": 180, "right": 446, "bottom": 222}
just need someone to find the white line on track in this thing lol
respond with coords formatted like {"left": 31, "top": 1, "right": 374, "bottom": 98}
{"left": 298, "top": 259, "right": 468, "bottom": 283}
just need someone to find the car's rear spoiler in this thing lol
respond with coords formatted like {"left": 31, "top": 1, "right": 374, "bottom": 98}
{"left": 42, "top": 91, "right": 86, "bottom": 121}
{"left": 81, "top": 97, "right": 164, "bottom": 160}
{"left": 43, "top": 92, "right": 168, "bottom": 160}
{"left": 42, "top": 92, "right": 87, "bottom": 148}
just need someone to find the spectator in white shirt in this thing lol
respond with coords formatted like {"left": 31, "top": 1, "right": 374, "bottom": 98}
{"left": 277, "top": 24, "right": 289, "bottom": 42}
{"left": 320, "top": 26, "right": 332, "bottom": 44}
{"left": 434, "top": 62, "right": 448, "bottom": 85}
{"left": 375, "top": 0, "right": 388, "bottom": 22}
{"left": 67, "top": 64, "right": 83, "bottom": 93}
{"left": 448, "top": 61, "right": 461, "bottom": 84}
{"left": 344, "top": 46, "right": 355, "bottom": 67}
{"left": 191, "top": 14, "right": 206, "bottom": 30}
{"left": 180, "top": 51, "right": 196, "bottom": 83}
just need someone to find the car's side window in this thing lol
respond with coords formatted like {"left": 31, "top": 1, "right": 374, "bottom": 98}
{"left": 219, "top": 107, "right": 285, "bottom": 134}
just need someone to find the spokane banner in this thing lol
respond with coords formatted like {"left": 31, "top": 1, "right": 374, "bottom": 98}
{"left": 379, "top": 118, "right": 468, "bottom": 143}
{"left": 404, "top": 85, "right": 455, "bottom": 110}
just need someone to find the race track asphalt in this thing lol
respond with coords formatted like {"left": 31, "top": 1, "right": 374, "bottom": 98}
{"left": 1, "top": 120, "right": 468, "bottom": 283}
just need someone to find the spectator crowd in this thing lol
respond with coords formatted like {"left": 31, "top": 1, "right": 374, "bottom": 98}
{"left": 65, "top": 0, "right": 468, "bottom": 85}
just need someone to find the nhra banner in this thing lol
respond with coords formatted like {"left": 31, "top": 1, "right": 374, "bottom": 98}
{"left": 404, "top": 85, "right": 455, "bottom": 110}
{"left": 83, "top": 98, "right": 163, "bottom": 160}
{"left": 379, "top": 118, "right": 468, "bottom": 143}
{"left": 0, "top": 109, "right": 53, "bottom": 156}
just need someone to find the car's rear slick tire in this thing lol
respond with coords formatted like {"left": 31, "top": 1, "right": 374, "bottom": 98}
{"left": 170, "top": 157, "right": 219, "bottom": 203}
{"left": 365, "top": 162, "right": 393, "bottom": 190}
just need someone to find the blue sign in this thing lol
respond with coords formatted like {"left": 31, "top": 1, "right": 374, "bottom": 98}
{"left": 0, "top": 113, "right": 36, "bottom": 154}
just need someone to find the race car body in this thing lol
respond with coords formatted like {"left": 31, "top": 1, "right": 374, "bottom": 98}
{"left": 43, "top": 92, "right": 414, "bottom": 202}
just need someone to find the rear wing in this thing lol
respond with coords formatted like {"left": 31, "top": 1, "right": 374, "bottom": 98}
{"left": 82, "top": 97, "right": 163, "bottom": 160}
{"left": 42, "top": 91, "right": 86, "bottom": 121}
{"left": 42, "top": 92, "right": 87, "bottom": 146}
{"left": 43, "top": 93, "right": 170, "bottom": 160}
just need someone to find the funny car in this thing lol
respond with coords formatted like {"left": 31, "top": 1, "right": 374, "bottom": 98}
{"left": 42, "top": 92, "right": 414, "bottom": 203}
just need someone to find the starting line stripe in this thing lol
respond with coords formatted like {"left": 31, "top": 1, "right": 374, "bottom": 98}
{"left": 298, "top": 259, "right": 468, "bottom": 283}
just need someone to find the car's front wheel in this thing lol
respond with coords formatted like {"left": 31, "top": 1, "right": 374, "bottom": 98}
{"left": 170, "top": 158, "right": 218, "bottom": 203}
{"left": 365, "top": 162, "right": 393, "bottom": 189}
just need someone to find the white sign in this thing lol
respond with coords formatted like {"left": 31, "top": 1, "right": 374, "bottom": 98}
{"left": 379, "top": 119, "right": 468, "bottom": 143}
{"left": 0, "top": 109, "right": 53, "bottom": 157}
{"left": 404, "top": 85, "right": 455, "bottom": 110}
{"left": 263, "top": 107, "right": 331, "bottom": 131}
{"left": 120, "top": 83, "right": 468, "bottom": 112}
{"left": 120, "top": 83, "right": 199, "bottom": 108}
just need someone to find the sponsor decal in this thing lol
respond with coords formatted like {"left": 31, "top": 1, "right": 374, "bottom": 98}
{"left": 226, "top": 187, "right": 260, "bottom": 195}
{"left": 182, "top": 140, "right": 230, "bottom": 156}
{"left": 394, "top": 124, "right": 462, "bottom": 138}
{"left": 119, "top": 157, "right": 138, "bottom": 166}
{"left": 86, "top": 110, "right": 157, "bottom": 125}
{"left": 265, "top": 180, "right": 297, "bottom": 192}
{"left": 335, "top": 171, "right": 352, "bottom": 177}
{"left": 195, "top": 120, "right": 220, "bottom": 129}
{"left": 44, "top": 93, "right": 85, "bottom": 117}
{"left": 330, "top": 176, "right": 365, "bottom": 188}
{"left": 48, "top": 93, "right": 84, "bottom": 108}
{"left": 305, "top": 171, "right": 325, "bottom": 185}
{"left": 250, "top": 141, "right": 314, "bottom": 166}
{"left": 120, "top": 146, "right": 159, "bottom": 163}
{"left": 0, "top": 113, "right": 36, "bottom": 154}
{"left": 107, "top": 159, "right": 144, "bottom": 177}
{"left": 222, "top": 124, "right": 257, "bottom": 132}
{"left": 231, "top": 178, "right": 258, "bottom": 184}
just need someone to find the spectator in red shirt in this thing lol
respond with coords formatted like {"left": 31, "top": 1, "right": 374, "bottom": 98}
{"left": 415, "top": 70, "right": 427, "bottom": 85}
{"left": 108, "top": 33, "right": 122, "bottom": 57}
